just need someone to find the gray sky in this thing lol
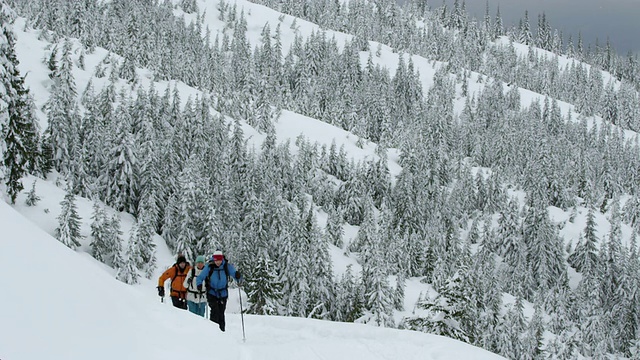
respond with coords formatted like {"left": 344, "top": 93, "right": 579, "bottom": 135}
{"left": 399, "top": 0, "right": 640, "bottom": 55}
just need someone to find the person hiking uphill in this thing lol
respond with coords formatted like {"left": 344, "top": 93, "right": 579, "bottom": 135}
{"left": 196, "top": 250, "right": 242, "bottom": 331}
{"left": 183, "top": 255, "right": 208, "bottom": 317}
{"left": 157, "top": 255, "right": 191, "bottom": 310}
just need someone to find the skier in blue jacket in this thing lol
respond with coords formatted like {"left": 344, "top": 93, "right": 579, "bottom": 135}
{"left": 196, "top": 250, "right": 242, "bottom": 331}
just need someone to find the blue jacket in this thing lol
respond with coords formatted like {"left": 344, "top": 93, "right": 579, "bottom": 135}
{"left": 195, "top": 259, "right": 239, "bottom": 299}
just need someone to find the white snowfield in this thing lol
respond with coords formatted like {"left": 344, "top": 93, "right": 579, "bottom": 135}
{"left": 0, "top": 202, "right": 505, "bottom": 360}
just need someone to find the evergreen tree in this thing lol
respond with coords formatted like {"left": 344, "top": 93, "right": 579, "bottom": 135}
{"left": 90, "top": 203, "right": 124, "bottom": 269}
{"left": 300, "top": 204, "right": 334, "bottom": 319}
{"left": 394, "top": 273, "right": 406, "bottom": 311}
{"left": 24, "top": 180, "right": 40, "bottom": 206}
{"left": 568, "top": 206, "right": 599, "bottom": 272}
{"left": 56, "top": 187, "right": 83, "bottom": 250}
{"left": 43, "top": 38, "right": 79, "bottom": 175}
{"left": 0, "top": 9, "right": 39, "bottom": 203}
{"left": 499, "top": 235, "right": 531, "bottom": 300}
{"left": 623, "top": 195, "right": 640, "bottom": 231}
{"left": 102, "top": 95, "right": 137, "bottom": 213}
{"left": 46, "top": 45, "right": 58, "bottom": 79}
{"left": 116, "top": 225, "right": 141, "bottom": 285}
{"left": 332, "top": 265, "right": 365, "bottom": 322}
{"left": 325, "top": 204, "right": 344, "bottom": 248}
{"left": 496, "top": 296, "right": 526, "bottom": 359}
{"left": 362, "top": 252, "right": 394, "bottom": 327}
{"left": 134, "top": 197, "right": 158, "bottom": 278}
{"left": 493, "top": 6, "right": 504, "bottom": 38}
{"left": 118, "top": 57, "right": 136, "bottom": 84}
{"left": 246, "top": 254, "right": 283, "bottom": 315}
{"left": 106, "top": 213, "right": 125, "bottom": 270}
{"left": 404, "top": 272, "right": 471, "bottom": 342}
{"left": 165, "top": 157, "right": 211, "bottom": 260}
{"left": 472, "top": 245, "right": 502, "bottom": 353}
{"left": 521, "top": 303, "right": 545, "bottom": 359}
{"left": 495, "top": 197, "right": 521, "bottom": 256}
{"left": 90, "top": 203, "right": 110, "bottom": 263}
{"left": 518, "top": 11, "right": 533, "bottom": 45}
{"left": 522, "top": 201, "right": 567, "bottom": 293}
{"left": 536, "top": 13, "right": 552, "bottom": 51}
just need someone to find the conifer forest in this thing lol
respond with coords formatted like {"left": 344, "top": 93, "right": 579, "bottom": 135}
{"left": 2, "top": 0, "right": 640, "bottom": 358}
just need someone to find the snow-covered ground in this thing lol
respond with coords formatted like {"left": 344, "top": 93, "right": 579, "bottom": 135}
{"left": 0, "top": 201, "right": 505, "bottom": 360}
{"left": 2, "top": 0, "right": 637, "bottom": 357}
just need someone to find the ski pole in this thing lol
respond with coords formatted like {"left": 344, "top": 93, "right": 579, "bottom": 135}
{"left": 204, "top": 293, "right": 209, "bottom": 320}
{"left": 238, "top": 285, "right": 246, "bottom": 342}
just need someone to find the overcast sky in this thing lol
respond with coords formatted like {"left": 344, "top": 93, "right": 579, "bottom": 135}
{"left": 399, "top": 0, "right": 640, "bottom": 55}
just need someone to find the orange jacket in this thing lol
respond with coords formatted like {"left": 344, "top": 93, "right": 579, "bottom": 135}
{"left": 158, "top": 264, "right": 192, "bottom": 298}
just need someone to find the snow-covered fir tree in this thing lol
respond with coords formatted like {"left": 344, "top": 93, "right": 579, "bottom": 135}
{"left": 0, "top": 7, "right": 39, "bottom": 203}
{"left": 24, "top": 180, "right": 40, "bottom": 206}
{"left": 55, "top": 186, "right": 82, "bottom": 249}
{"left": 106, "top": 214, "right": 125, "bottom": 270}
{"left": 404, "top": 272, "right": 471, "bottom": 342}
{"left": 246, "top": 254, "right": 283, "bottom": 315}
{"left": 90, "top": 203, "right": 109, "bottom": 263}
{"left": 43, "top": 38, "right": 78, "bottom": 176}
{"left": 89, "top": 203, "right": 124, "bottom": 269}
{"left": 116, "top": 224, "right": 141, "bottom": 285}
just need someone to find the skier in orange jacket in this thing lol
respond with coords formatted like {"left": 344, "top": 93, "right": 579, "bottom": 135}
{"left": 157, "top": 255, "right": 191, "bottom": 309}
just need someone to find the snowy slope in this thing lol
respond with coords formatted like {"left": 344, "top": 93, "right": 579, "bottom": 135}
{"left": 0, "top": 201, "right": 505, "bottom": 360}
{"left": 3, "top": 0, "right": 637, "bottom": 356}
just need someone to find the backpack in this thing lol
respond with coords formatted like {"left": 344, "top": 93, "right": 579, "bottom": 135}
{"left": 170, "top": 262, "right": 190, "bottom": 285}
{"left": 204, "top": 257, "right": 231, "bottom": 292}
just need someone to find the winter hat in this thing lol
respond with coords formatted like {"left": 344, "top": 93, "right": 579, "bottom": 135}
{"left": 195, "top": 255, "right": 206, "bottom": 264}
{"left": 212, "top": 250, "right": 224, "bottom": 261}
{"left": 176, "top": 255, "right": 187, "bottom": 264}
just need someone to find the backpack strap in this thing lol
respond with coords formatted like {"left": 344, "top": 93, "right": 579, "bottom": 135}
{"left": 170, "top": 264, "right": 178, "bottom": 283}
{"left": 188, "top": 267, "right": 196, "bottom": 285}
{"left": 204, "top": 260, "right": 215, "bottom": 291}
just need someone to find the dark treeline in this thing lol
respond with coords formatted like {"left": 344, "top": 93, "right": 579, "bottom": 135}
{"left": 2, "top": 0, "right": 640, "bottom": 358}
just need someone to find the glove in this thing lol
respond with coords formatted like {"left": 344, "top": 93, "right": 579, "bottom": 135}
{"left": 157, "top": 286, "right": 165, "bottom": 297}
{"left": 235, "top": 271, "right": 242, "bottom": 280}
{"left": 197, "top": 284, "right": 203, "bottom": 292}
